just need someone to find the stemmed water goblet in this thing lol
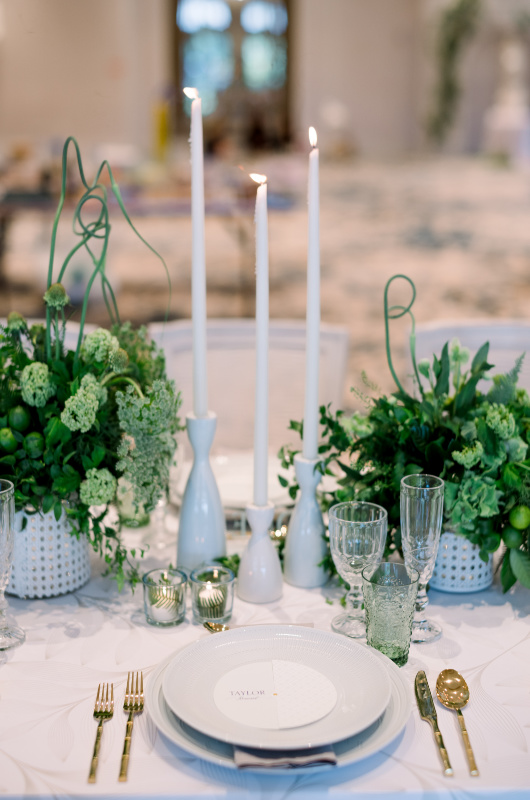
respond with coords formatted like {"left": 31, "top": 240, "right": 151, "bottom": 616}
{"left": 329, "top": 501, "right": 387, "bottom": 638}
{"left": 0, "top": 479, "right": 25, "bottom": 650}
{"left": 400, "top": 473, "right": 444, "bottom": 643}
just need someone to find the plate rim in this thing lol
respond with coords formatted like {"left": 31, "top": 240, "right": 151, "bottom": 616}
{"left": 161, "top": 624, "right": 392, "bottom": 750}
{"left": 147, "top": 644, "right": 411, "bottom": 774}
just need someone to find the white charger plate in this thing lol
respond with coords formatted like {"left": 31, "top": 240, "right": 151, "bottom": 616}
{"left": 161, "top": 626, "right": 391, "bottom": 751}
{"left": 147, "top": 643, "right": 411, "bottom": 774}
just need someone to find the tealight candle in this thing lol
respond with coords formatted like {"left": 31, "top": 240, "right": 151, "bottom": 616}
{"left": 143, "top": 568, "right": 187, "bottom": 627}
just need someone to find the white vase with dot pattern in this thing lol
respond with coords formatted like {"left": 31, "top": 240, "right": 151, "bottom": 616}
{"left": 430, "top": 531, "right": 493, "bottom": 593}
{"left": 8, "top": 509, "right": 91, "bottom": 599}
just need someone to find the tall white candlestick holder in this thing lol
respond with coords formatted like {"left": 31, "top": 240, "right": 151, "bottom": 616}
{"left": 237, "top": 503, "right": 282, "bottom": 603}
{"left": 283, "top": 454, "right": 328, "bottom": 588}
{"left": 177, "top": 412, "right": 226, "bottom": 572}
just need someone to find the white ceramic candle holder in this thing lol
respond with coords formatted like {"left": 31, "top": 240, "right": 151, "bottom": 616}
{"left": 283, "top": 454, "right": 328, "bottom": 588}
{"left": 177, "top": 412, "right": 226, "bottom": 571}
{"left": 237, "top": 503, "right": 283, "bottom": 603}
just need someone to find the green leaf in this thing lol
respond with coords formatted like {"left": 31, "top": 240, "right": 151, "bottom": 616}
{"left": 45, "top": 416, "right": 71, "bottom": 447}
{"left": 434, "top": 343, "right": 450, "bottom": 397}
{"left": 510, "top": 549, "right": 530, "bottom": 589}
{"left": 278, "top": 475, "right": 288, "bottom": 487}
{"left": 471, "top": 342, "right": 490, "bottom": 375}
{"left": 500, "top": 551, "right": 517, "bottom": 593}
{"left": 502, "top": 462, "right": 522, "bottom": 490}
{"left": 454, "top": 374, "right": 481, "bottom": 416}
{"left": 91, "top": 445, "right": 106, "bottom": 467}
{"left": 51, "top": 359, "right": 70, "bottom": 381}
{"left": 42, "top": 494, "right": 55, "bottom": 514}
{"left": 54, "top": 501, "right": 63, "bottom": 522}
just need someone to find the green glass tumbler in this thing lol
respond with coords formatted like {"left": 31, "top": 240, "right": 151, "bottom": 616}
{"left": 362, "top": 562, "right": 419, "bottom": 667}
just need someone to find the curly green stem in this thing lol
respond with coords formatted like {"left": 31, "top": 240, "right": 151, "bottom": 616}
{"left": 384, "top": 274, "right": 424, "bottom": 399}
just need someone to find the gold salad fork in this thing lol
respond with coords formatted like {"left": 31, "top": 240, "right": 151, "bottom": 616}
{"left": 119, "top": 672, "right": 144, "bottom": 782}
{"left": 88, "top": 683, "right": 114, "bottom": 783}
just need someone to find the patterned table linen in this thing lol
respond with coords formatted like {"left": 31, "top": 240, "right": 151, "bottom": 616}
{"left": 0, "top": 527, "right": 529, "bottom": 800}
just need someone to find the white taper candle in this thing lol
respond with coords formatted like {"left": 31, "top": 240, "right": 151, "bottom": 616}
{"left": 303, "top": 127, "right": 320, "bottom": 460}
{"left": 251, "top": 174, "right": 269, "bottom": 507}
{"left": 185, "top": 87, "right": 208, "bottom": 418}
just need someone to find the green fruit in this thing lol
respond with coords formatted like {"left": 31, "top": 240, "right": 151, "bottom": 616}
{"left": 0, "top": 428, "right": 17, "bottom": 454}
{"left": 502, "top": 525, "right": 524, "bottom": 549}
{"left": 8, "top": 405, "right": 30, "bottom": 432}
{"left": 509, "top": 505, "right": 530, "bottom": 531}
{"left": 23, "top": 431, "right": 44, "bottom": 459}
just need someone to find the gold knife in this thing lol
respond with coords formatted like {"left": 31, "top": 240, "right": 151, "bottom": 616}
{"left": 415, "top": 670, "right": 453, "bottom": 776}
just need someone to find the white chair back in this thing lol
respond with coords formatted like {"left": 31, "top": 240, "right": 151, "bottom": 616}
{"left": 148, "top": 318, "right": 349, "bottom": 453}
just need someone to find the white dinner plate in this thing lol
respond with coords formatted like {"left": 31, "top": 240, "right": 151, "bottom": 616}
{"left": 161, "top": 626, "right": 391, "bottom": 751}
{"left": 147, "top": 643, "right": 411, "bottom": 774}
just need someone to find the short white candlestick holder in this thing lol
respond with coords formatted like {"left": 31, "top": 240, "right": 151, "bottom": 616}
{"left": 177, "top": 412, "right": 226, "bottom": 571}
{"left": 237, "top": 503, "right": 283, "bottom": 603}
{"left": 283, "top": 454, "right": 328, "bottom": 588}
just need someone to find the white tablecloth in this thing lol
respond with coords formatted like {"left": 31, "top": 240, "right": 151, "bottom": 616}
{"left": 1, "top": 521, "right": 529, "bottom": 800}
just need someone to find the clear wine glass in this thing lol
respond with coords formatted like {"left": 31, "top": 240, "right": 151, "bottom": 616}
{"left": 0, "top": 480, "right": 25, "bottom": 650}
{"left": 329, "top": 501, "right": 387, "bottom": 638}
{"left": 400, "top": 474, "right": 444, "bottom": 643}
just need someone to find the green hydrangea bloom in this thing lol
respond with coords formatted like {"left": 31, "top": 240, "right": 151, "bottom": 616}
{"left": 446, "top": 472, "right": 503, "bottom": 533}
{"left": 506, "top": 436, "right": 528, "bottom": 463}
{"left": 43, "top": 282, "right": 70, "bottom": 309}
{"left": 109, "top": 347, "right": 129, "bottom": 374}
{"left": 81, "top": 328, "right": 119, "bottom": 363}
{"left": 20, "top": 362, "right": 56, "bottom": 407}
{"left": 6, "top": 311, "right": 26, "bottom": 331}
{"left": 80, "top": 468, "right": 117, "bottom": 506}
{"left": 452, "top": 440, "right": 483, "bottom": 468}
{"left": 61, "top": 386, "right": 99, "bottom": 432}
{"left": 115, "top": 380, "right": 180, "bottom": 510}
{"left": 80, "top": 373, "right": 108, "bottom": 406}
{"left": 485, "top": 403, "right": 515, "bottom": 439}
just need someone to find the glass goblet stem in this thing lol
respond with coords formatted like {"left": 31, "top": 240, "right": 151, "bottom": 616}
{"left": 345, "top": 579, "right": 363, "bottom": 614}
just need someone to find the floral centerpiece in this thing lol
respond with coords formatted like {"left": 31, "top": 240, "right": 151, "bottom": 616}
{"left": 280, "top": 275, "right": 530, "bottom": 593}
{"left": 0, "top": 138, "right": 180, "bottom": 589}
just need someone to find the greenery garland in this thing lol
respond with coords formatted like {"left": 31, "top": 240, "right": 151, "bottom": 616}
{"left": 427, "top": 0, "right": 481, "bottom": 144}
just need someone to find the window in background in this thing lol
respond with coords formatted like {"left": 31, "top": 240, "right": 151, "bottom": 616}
{"left": 175, "top": 0, "right": 290, "bottom": 152}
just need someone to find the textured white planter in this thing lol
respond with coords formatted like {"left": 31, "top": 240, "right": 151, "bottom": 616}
{"left": 430, "top": 531, "right": 493, "bottom": 593}
{"left": 8, "top": 509, "right": 91, "bottom": 599}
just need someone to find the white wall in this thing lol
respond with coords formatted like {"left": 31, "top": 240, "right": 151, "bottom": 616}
{"left": 0, "top": 0, "right": 172, "bottom": 155}
{"left": 290, "top": 0, "right": 423, "bottom": 157}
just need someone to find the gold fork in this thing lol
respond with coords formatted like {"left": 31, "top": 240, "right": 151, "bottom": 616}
{"left": 119, "top": 671, "right": 144, "bottom": 782}
{"left": 88, "top": 683, "right": 114, "bottom": 783}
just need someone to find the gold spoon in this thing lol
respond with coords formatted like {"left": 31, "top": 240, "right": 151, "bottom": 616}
{"left": 203, "top": 622, "right": 230, "bottom": 633}
{"left": 436, "top": 669, "right": 479, "bottom": 777}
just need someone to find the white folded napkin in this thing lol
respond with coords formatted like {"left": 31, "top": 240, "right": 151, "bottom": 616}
{"left": 234, "top": 745, "right": 337, "bottom": 769}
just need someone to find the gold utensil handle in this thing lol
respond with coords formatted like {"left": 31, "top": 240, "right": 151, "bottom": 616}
{"left": 119, "top": 712, "right": 134, "bottom": 782}
{"left": 457, "top": 710, "right": 479, "bottom": 776}
{"left": 88, "top": 720, "right": 103, "bottom": 783}
{"left": 433, "top": 723, "right": 453, "bottom": 776}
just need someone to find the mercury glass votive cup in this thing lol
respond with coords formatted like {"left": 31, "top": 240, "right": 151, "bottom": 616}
{"left": 362, "top": 562, "right": 420, "bottom": 667}
{"left": 143, "top": 568, "right": 187, "bottom": 627}
{"left": 0, "top": 480, "right": 25, "bottom": 650}
{"left": 190, "top": 565, "right": 235, "bottom": 625}
{"left": 328, "top": 501, "right": 388, "bottom": 638}
{"left": 400, "top": 474, "right": 445, "bottom": 644}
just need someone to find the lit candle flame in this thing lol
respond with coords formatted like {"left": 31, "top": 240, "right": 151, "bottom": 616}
{"left": 250, "top": 173, "right": 267, "bottom": 185}
{"left": 183, "top": 87, "right": 199, "bottom": 100}
{"left": 309, "top": 126, "right": 318, "bottom": 148}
